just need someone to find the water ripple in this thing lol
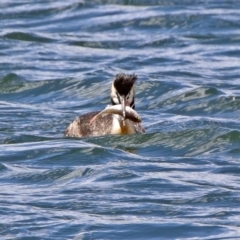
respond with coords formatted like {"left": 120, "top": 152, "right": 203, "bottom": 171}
{"left": 1, "top": 0, "right": 240, "bottom": 239}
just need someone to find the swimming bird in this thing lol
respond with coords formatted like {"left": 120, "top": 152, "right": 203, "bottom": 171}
{"left": 64, "top": 73, "right": 145, "bottom": 138}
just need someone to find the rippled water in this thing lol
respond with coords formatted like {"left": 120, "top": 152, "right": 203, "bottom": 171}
{"left": 1, "top": 0, "right": 240, "bottom": 239}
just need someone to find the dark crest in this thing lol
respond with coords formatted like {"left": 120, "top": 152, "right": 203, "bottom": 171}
{"left": 113, "top": 73, "right": 137, "bottom": 96}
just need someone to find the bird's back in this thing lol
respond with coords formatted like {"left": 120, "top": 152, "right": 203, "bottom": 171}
{"left": 64, "top": 111, "right": 145, "bottom": 138}
{"left": 64, "top": 111, "right": 113, "bottom": 138}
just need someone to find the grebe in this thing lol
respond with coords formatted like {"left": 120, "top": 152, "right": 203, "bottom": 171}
{"left": 64, "top": 73, "right": 145, "bottom": 138}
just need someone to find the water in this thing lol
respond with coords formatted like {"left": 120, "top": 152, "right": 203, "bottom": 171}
{"left": 1, "top": 0, "right": 240, "bottom": 239}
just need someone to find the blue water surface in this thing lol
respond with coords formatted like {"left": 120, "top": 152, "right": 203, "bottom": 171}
{"left": 1, "top": 0, "right": 240, "bottom": 239}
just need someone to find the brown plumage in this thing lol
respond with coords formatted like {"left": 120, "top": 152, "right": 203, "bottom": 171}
{"left": 64, "top": 73, "right": 145, "bottom": 138}
{"left": 64, "top": 112, "right": 113, "bottom": 137}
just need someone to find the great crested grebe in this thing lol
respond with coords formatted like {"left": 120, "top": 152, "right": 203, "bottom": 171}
{"left": 64, "top": 73, "right": 145, "bottom": 138}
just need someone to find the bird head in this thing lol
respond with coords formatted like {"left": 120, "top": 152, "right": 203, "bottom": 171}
{"left": 111, "top": 73, "right": 137, "bottom": 119}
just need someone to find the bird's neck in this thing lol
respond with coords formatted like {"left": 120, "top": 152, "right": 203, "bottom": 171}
{"left": 111, "top": 115, "right": 135, "bottom": 135}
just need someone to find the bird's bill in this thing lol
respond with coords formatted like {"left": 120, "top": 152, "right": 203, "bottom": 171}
{"left": 120, "top": 96, "right": 126, "bottom": 119}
